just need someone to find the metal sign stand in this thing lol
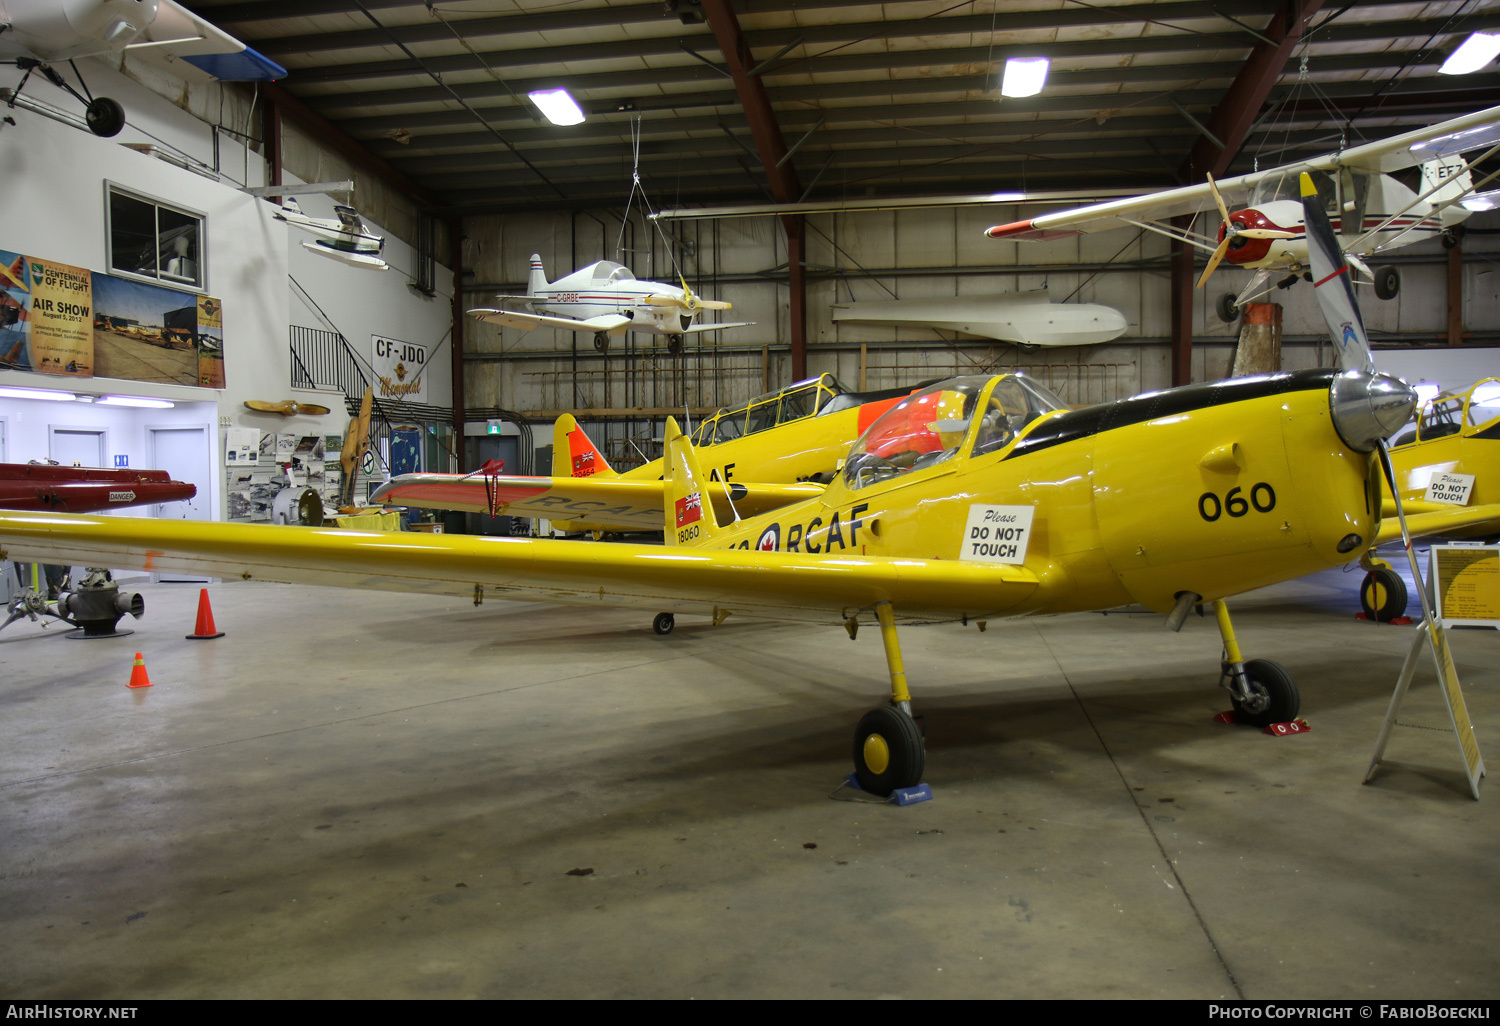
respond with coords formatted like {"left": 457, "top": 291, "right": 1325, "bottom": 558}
{"left": 1364, "top": 547, "right": 1490, "bottom": 800}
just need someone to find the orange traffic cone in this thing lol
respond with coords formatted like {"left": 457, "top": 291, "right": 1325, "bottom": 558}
{"left": 127, "top": 651, "right": 153, "bottom": 689}
{"left": 185, "top": 588, "right": 224, "bottom": 640}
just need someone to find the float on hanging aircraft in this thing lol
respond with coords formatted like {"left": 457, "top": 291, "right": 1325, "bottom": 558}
{"left": 984, "top": 104, "right": 1500, "bottom": 323}
{"left": 1355, "top": 377, "right": 1500, "bottom": 621}
{"left": 10, "top": 182, "right": 1487, "bottom": 795}
{"left": 830, "top": 289, "right": 1127, "bottom": 348}
{"left": 469, "top": 254, "right": 752, "bottom": 354}
{"left": 369, "top": 373, "right": 927, "bottom": 535}
{"left": 274, "top": 198, "right": 388, "bottom": 271}
{"left": 0, "top": 0, "right": 286, "bottom": 137}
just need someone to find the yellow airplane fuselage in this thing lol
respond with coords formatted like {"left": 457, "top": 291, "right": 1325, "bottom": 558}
{"left": 1384, "top": 378, "right": 1499, "bottom": 535}
{"left": 695, "top": 370, "right": 1375, "bottom": 616}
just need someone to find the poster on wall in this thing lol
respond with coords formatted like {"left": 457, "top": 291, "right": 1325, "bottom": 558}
{"left": 372, "top": 334, "right": 426, "bottom": 403}
{"left": 0, "top": 244, "right": 226, "bottom": 388}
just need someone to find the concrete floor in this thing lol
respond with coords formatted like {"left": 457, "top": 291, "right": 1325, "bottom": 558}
{"left": 1, "top": 557, "right": 1496, "bottom": 999}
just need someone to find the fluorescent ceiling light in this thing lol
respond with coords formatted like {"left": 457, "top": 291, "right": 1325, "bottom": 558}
{"left": 97, "top": 395, "right": 174, "bottom": 408}
{"left": 1000, "top": 57, "right": 1049, "bottom": 98}
{"left": 528, "top": 88, "right": 585, "bottom": 126}
{"left": 1439, "top": 31, "right": 1500, "bottom": 75}
{"left": 0, "top": 385, "right": 75, "bottom": 401}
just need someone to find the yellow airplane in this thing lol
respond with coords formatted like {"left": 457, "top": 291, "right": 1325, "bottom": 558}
{"left": 3, "top": 178, "right": 1480, "bottom": 796}
{"left": 372, "top": 373, "right": 921, "bottom": 534}
{"left": 1357, "top": 377, "right": 1500, "bottom": 620}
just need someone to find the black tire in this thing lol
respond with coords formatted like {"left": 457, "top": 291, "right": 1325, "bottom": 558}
{"left": 667, "top": 333, "right": 683, "bottom": 355}
{"left": 593, "top": 331, "right": 609, "bottom": 352}
{"left": 1360, "top": 568, "right": 1408, "bottom": 623}
{"left": 1231, "top": 659, "right": 1300, "bottom": 728}
{"left": 852, "top": 706, "right": 925, "bottom": 796}
{"left": 1374, "top": 265, "right": 1400, "bottom": 301}
{"left": 86, "top": 97, "right": 125, "bottom": 137}
{"left": 1216, "top": 292, "right": 1240, "bottom": 323}
{"left": 652, "top": 612, "right": 675, "bottom": 636}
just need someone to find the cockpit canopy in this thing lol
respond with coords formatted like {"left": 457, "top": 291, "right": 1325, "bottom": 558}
{"left": 587, "top": 260, "right": 636, "bottom": 284}
{"left": 843, "top": 374, "right": 1066, "bottom": 489}
{"left": 691, "top": 374, "right": 846, "bottom": 446}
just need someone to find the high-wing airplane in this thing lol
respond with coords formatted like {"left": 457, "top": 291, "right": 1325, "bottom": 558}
{"left": 0, "top": 0, "right": 286, "bottom": 137}
{"left": 275, "top": 199, "right": 388, "bottom": 272}
{"left": 371, "top": 373, "right": 921, "bottom": 535}
{"left": 469, "top": 254, "right": 752, "bottom": 354}
{"left": 985, "top": 104, "right": 1500, "bottom": 322}
{"left": 1357, "top": 377, "right": 1500, "bottom": 622}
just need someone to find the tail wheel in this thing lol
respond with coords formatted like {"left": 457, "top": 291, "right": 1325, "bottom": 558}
{"left": 593, "top": 331, "right": 610, "bottom": 351}
{"left": 852, "top": 706, "right": 924, "bottom": 796}
{"left": 1374, "top": 265, "right": 1400, "bottom": 301}
{"left": 652, "top": 612, "right": 675, "bottom": 636}
{"left": 1231, "top": 659, "right": 1300, "bottom": 728}
{"left": 1360, "top": 568, "right": 1408, "bottom": 623}
{"left": 1216, "top": 292, "right": 1240, "bottom": 323}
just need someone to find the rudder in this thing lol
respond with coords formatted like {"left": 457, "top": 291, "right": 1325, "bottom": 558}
{"left": 527, "top": 254, "right": 549, "bottom": 297}
{"left": 663, "top": 416, "right": 719, "bottom": 547}
{"left": 553, "top": 415, "right": 616, "bottom": 479}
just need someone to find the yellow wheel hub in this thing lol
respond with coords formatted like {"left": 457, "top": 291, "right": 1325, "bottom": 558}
{"left": 862, "top": 733, "right": 890, "bottom": 775}
{"left": 1368, "top": 580, "right": 1387, "bottom": 607}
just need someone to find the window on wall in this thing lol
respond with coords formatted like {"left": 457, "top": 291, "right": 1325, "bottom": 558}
{"left": 106, "top": 186, "right": 205, "bottom": 290}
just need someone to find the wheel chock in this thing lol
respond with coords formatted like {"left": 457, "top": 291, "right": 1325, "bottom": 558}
{"left": 835, "top": 773, "right": 933, "bottom": 805}
{"left": 1355, "top": 613, "right": 1414, "bottom": 625}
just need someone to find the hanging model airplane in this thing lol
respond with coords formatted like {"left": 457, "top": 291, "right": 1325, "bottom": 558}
{"left": 0, "top": 0, "right": 286, "bottom": 137}
{"left": 274, "top": 199, "right": 388, "bottom": 272}
{"left": 830, "top": 289, "right": 1127, "bottom": 348}
{"left": 469, "top": 254, "right": 751, "bottom": 354}
{"left": 369, "top": 373, "right": 924, "bottom": 535}
{"left": 984, "top": 104, "right": 1500, "bottom": 322}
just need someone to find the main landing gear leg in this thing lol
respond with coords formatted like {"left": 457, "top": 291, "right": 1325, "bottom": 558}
{"left": 1213, "top": 599, "right": 1300, "bottom": 728}
{"left": 851, "top": 601, "right": 925, "bottom": 795}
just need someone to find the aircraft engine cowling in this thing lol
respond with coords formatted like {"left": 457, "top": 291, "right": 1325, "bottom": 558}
{"left": 1220, "top": 209, "right": 1278, "bottom": 266}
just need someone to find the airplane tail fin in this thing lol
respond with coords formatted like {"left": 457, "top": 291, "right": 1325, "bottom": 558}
{"left": 553, "top": 414, "right": 618, "bottom": 480}
{"left": 663, "top": 416, "right": 719, "bottom": 547}
{"left": 526, "top": 254, "right": 549, "bottom": 297}
{"left": 1421, "top": 159, "right": 1474, "bottom": 227}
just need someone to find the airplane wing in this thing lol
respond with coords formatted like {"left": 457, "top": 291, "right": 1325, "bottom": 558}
{"left": 124, "top": 0, "right": 286, "bottom": 83}
{"left": 1374, "top": 503, "right": 1500, "bottom": 546}
{"left": 0, "top": 512, "right": 1039, "bottom": 625}
{"left": 370, "top": 473, "right": 825, "bottom": 531}
{"left": 469, "top": 308, "right": 632, "bottom": 334}
{"left": 986, "top": 104, "right": 1500, "bottom": 241}
{"left": 684, "top": 321, "right": 754, "bottom": 334}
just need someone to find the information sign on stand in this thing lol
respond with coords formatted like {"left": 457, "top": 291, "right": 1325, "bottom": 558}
{"left": 1364, "top": 545, "right": 1491, "bottom": 800}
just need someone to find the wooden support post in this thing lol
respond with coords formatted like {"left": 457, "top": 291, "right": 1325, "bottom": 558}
{"left": 1232, "top": 302, "right": 1282, "bottom": 377}
{"left": 1448, "top": 233, "right": 1464, "bottom": 347}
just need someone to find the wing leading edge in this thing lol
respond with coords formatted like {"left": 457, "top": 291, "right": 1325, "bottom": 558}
{"left": 0, "top": 511, "right": 1039, "bottom": 625}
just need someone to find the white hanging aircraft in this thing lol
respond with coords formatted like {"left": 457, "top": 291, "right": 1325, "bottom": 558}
{"left": 470, "top": 254, "right": 752, "bottom": 353}
{"left": 831, "top": 289, "right": 1127, "bottom": 348}
{"left": 0, "top": 0, "right": 286, "bottom": 136}
{"left": 984, "top": 104, "right": 1500, "bottom": 323}
{"left": 275, "top": 198, "right": 388, "bottom": 272}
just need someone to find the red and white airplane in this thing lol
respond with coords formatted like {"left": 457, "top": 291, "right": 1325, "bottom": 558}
{"left": 469, "top": 254, "right": 752, "bottom": 353}
{"left": 985, "top": 104, "right": 1500, "bottom": 322}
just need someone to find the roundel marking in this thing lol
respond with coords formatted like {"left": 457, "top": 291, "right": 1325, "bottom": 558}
{"left": 757, "top": 524, "right": 780, "bottom": 551}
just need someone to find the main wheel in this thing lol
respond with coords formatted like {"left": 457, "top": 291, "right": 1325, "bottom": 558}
{"left": 1360, "top": 567, "right": 1408, "bottom": 623}
{"left": 666, "top": 333, "right": 683, "bottom": 355}
{"left": 593, "top": 331, "right": 610, "bottom": 351}
{"left": 1216, "top": 292, "right": 1240, "bottom": 323}
{"left": 86, "top": 97, "right": 125, "bottom": 137}
{"left": 652, "top": 612, "right": 675, "bottom": 636}
{"left": 1374, "top": 265, "right": 1400, "bottom": 301}
{"left": 852, "top": 706, "right": 924, "bottom": 796}
{"left": 1231, "top": 659, "right": 1300, "bottom": 728}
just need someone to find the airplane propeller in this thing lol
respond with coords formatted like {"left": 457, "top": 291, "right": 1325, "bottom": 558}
{"left": 1196, "top": 173, "right": 1297, "bottom": 288}
{"left": 643, "top": 278, "right": 732, "bottom": 311}
{"left": 1300, "top": 171, "right": 1428, "bottom": 618}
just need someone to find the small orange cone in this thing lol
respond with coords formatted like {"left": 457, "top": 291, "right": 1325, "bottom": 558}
{"left": 185, "top": 588, "right": 224, "bottom": 640}
{"left": 127, "top": 652, "right": 153, "bottom": 689}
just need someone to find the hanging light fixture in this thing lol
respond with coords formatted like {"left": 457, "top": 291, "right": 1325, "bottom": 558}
{"left": 1439, "top": 32, "right": 1500, "bottom": 75}
{"left": 528, "top": 88, "right": 586, "bottom": 126}
{"left": 1000, "top": 57, "right": 1049, "bottom": 98}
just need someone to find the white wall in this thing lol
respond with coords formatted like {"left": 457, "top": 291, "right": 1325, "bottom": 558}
{"left": 0, "top": 55, "right": 453, "bottom": 514}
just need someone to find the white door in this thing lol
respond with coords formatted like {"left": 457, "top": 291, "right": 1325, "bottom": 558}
{"left": 49, "top": 428, "right": 105, "bottom": 468}
{"left": 146, "top": 426, "right": 211, "bottom": 520}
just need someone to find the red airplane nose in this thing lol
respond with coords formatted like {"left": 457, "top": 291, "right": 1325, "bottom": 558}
{"left": 1219, "top": 208, "right": 1281, "bottom": 265}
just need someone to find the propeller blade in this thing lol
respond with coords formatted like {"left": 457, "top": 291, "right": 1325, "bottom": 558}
{"left": 1301, "top": 172, "right": 1374, "bottom": 375}
{"left": 644, "top": 295, "right": 689, "bottom": 308}
{"left": 1197, "top": 237, "right": 1230, "bottom": 289}
{"left": 1238, "top": 229, "right": 1297, "bottom": 240}
{"left": 1207, "top": 173, "right": 1230, "bottom": 226}
{"left": 679, "top": 275, "right": 698, "bottom": 311}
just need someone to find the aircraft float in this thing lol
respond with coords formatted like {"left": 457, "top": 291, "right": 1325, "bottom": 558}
{"left": 0, "top": 0, "right": 285, "bottom": 136}
{"left": 470, "top": 255, "right": 751, "bottom": 354}
{"left": 9, "top": 181, "right": 1500, "bottom": 795}
{"left": 985, "top": 104, "right": 1500, "bottom": 323}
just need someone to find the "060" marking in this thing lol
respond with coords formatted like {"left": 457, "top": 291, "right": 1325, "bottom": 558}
{"left": 1198, "top": 482, "right": 1276, "bottom": 522}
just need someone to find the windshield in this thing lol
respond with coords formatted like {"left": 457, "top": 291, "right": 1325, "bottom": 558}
{"left": 842, "top": 377, "right": 989, "bottom": 489}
